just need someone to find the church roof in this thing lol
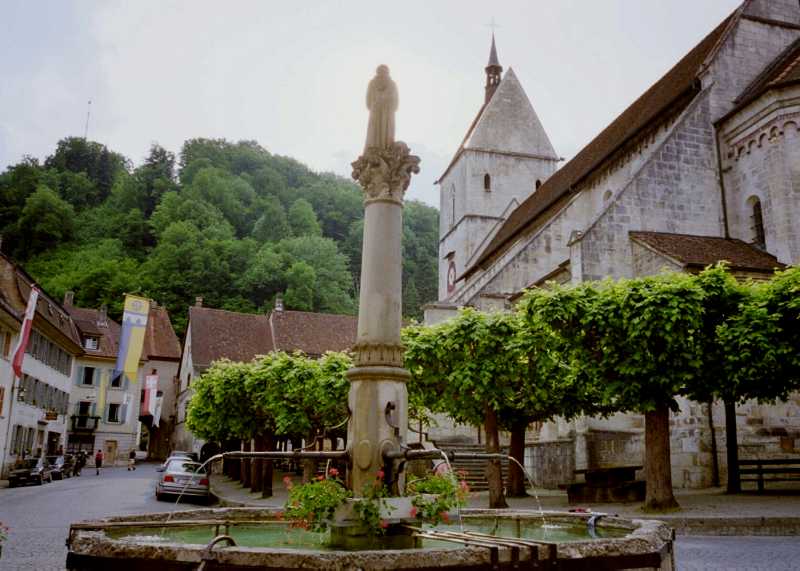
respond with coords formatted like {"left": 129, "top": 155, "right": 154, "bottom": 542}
{"left": 629, "top": 231, "right": 785, "bottom": 273}
{"left": 466, "top": 10, "right": 736, "bottom": 278}
{"left": 726, "top": 37, "right": 800, "bottom": 117}
{"left": 437, "top": 68, "right": 557, "bottom": 182}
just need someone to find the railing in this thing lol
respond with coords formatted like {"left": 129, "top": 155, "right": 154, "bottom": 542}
{"left": 70, "top": 415, "right": 101, "bottom": 431}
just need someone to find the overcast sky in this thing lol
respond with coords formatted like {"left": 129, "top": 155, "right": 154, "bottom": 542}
{"left": 1, "top": 0, "right": 741, "bottom": 207}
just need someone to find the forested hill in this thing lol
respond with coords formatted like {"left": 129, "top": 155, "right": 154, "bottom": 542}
{"left": 0, "top": 137, "right": 439, "bottom": 334}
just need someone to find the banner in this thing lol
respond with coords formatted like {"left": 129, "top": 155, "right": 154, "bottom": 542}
{"left": 113, "top": 295, "right": 150, "bottom": 385}
{"left": 12, "top": 287, "right": 39, "bottom": 378}
{"left": 142, "top": 374, "right": 158, "bottom": 417}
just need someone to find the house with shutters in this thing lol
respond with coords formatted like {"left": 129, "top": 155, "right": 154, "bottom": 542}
{"left": 0, "top": 252, "right": 82, "bottom": 477}
{"left": 172, "top": 296, "right": 357, "bottom": 455}
{"left": 64, "top": 294, "right": 181, "bottom": 464}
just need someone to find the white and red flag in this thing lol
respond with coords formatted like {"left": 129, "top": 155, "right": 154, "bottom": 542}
{"left": 11, "top": 286, "right": 39, "bottom": 378}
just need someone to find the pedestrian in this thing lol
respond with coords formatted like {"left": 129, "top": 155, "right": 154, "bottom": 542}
{"left": 74, "top": 450, "right": 84, "bottom": 476}
{"left": 128, "top": 449, "right": 136, "bottom": 471}
{"left": 94, "top": 449, "right": 104, "bottom": 475}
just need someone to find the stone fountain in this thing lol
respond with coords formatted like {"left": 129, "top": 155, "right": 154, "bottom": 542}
{"left": 64, "top": 67, "right": 675, "bottom": 571}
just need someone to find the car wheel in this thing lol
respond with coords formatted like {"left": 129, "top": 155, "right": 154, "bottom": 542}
{"left": 156, "top": 492, "right": 165, "bottom": 501}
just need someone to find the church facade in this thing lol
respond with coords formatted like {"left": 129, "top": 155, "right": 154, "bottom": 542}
{"left": 427, "top": 0, "right": 800, "bottom": 488}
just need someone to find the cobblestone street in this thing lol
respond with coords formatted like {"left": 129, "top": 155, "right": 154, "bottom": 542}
{"left": 0, "top": 462, "right": 203, "bottom": 571}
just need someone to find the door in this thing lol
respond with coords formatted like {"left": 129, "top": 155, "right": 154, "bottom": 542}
{"left": 104, "top": 440, "right": 118, "bottom": 465}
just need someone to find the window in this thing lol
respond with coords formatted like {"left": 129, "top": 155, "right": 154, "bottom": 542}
{"left": 1, "top": 329, "right": 11, "bottom": 358}
{"left": 535, "top": 179, "right": 542, "bottom": 190}
{"left": 82, "top": 367, "right": 95, "bottom": 386}
{"left": 751, "top": 197, "right": 766, "bottom": 249}
{"left": 111, "top": 371, "right": 122, "bottom": 388}
{"left": 483, "top": 173, "right": 491, "bottom": 191}
{"left": 83, "top": 336, "right": 99, "bottom": 351}
{"left": 603, "top": 190, "right": 613, "bottom": 204}
{"left": 107, "top": 403, "right": 121, "bottom": 423}
{"left": 0, "top": 386, "right": 5, "bottom": 416}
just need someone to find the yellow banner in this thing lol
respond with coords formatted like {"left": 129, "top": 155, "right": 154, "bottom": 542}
{"left": 115, "top": 295, "right": 150, "bottom": 384}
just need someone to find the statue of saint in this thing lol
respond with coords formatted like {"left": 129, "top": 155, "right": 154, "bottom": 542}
{"left": 364, "top": 65, "right": 398, "bottom": 151}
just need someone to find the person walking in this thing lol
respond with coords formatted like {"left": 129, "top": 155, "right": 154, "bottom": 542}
{"left": 74, "top": 450, "right": 85, "bottom": 476}
{"left": 94, "top": 449, "right": 104, "bottom": 476}
{"left": 128, "top": 449, "right": 137, "bottom": 471}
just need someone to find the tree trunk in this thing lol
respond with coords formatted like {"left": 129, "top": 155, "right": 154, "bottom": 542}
{"left": 241, "top": 439, "right": 251, "bottom": 488}
{"left": 643, "top": 403, "right": 679, "bottom": 511}
{"left": 262, "top": 432, "right": 274, "bottom": 498}
{"left": 707, "top": 400, "right": 720, "bottom": 488}
{"left": 724, "top": 399, "right": 741, "bottom": 494}
{"left": 302, "top": 430, "right": 317, "bottom": 483}
{"left": 226, "top": 440, "right": 240, "bottom": 480}
{"left": 251, "top": 434, "right": 264, "bottom": 493}
{"left": 507, "top": 420, "right": 528, "bottom": 497}
{"left": 484, "top": 406, "right": 508, "bottom": 509}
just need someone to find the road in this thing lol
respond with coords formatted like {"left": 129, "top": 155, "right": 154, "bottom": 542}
{"left": 1, "top": 464, "right": 799, "bottom": 570}
{"left": 0, "top": 462, "right": 201, "bottom": 571}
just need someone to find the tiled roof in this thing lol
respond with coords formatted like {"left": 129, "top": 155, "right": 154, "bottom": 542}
{"left": 467, "top": 11, "right": 736, "bottom": 276}
{"left": 143, "top": 304, "right": 181, "bottom": 361}
{"left": 66, "top": 305, "right": 121, "bottom": 359}
{"left": 629, "top": 231, "right": 785, "bottom": 272}
{"left": 729, "top": 37, "right": 800, "bottom": 113}
{"left": 188, "top": 306, "right": 273, "bottom": 368}
{"left": 270, "top": 310, "right": 357, "bottom": 357}
{"left": 188, "top": 306, "right": 358, "bottom": 368}
{"left": 0, "top": 252, "right": 82, "bottom": 352}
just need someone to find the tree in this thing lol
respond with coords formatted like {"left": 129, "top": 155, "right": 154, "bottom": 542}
{"left": 524, "top": 274, "right": 706, "bottom": 511}
{"left": 285, "top": 261, "right": 316, "bottom": 311}
{"left": 135, "top": 144, "right": 177, "bottom": 216}
{"left": 252, "top": 195, "right": 291, "bottom": 243}
{"left": 288, "top": 198, "right": 322, "bottom": 237}
{"left": 14, "top": 185, "right": 75, "bottom": 258}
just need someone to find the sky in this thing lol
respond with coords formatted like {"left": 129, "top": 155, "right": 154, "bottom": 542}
{"left": 0, "top": 0, "right": 742, "bottom": 207}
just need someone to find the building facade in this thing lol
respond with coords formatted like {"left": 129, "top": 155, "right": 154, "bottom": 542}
{"left": 428, "top": 0, "right": 800, "bottom": 488}
{"left": 0, "top": 254, "right": 82, "bottom": 477}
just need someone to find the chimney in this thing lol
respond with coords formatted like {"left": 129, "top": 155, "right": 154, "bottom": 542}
{"left": 195, "top": 296, "right": 203, "bottom": 307}
{"left": 64, "top": 291, "right": 74, "bottom": 306}
{"left": 98, "top": 304, "right": 108, "bottom": 326}
{"left": 274, "top": 293, "right": 284, "bottom": 312}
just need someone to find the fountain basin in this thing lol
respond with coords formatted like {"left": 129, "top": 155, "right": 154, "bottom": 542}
{"left": 66, "top": 507, "right": 674, "bottom": 570}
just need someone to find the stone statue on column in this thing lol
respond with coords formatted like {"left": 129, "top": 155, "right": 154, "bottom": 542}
{"left": 347, "top": 65, "right": 419, "bottom": 495}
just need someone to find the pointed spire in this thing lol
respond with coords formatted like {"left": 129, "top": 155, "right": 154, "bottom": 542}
{"left": 488, "top": 33, "right": 500, "bottom": 67}
{"left": 484, "top": 34, "right": 503, "bottom": 103}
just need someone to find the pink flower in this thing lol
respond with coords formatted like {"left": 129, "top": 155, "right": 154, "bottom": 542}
{"left": 409, "top": 506, "right": 418, "bottom": 518}
{"left": 459, "top": 480, "right": 470, "bottom": 492}
{"left": 379, "top": 520, "right": 389, "bottom": 529}
{"left": 328, "top": 467, "right": 339, "bottom": 477}
{"left": 316, "top": 475, "right": 325, "bottom": 481}
{"left": 440, "top": 512, "right": 449, "bottom": 523}
{"left": 282, "top": 476, "right": 293, "bottom": 489}
{"left": 376, "top": 469, "right": 385, "bottom": 480}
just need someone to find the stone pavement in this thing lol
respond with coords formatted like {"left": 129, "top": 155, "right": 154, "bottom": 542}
{"left": 211, "top": 471, "right": 800, "bottom": 536}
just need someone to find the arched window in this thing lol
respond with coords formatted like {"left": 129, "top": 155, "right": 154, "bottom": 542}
{"left": 450, "top": 186, "right": 456, "bottom": 228}
{"left": 603, "top": 190, "right": 612, "bottom": 203}
{"left": 484, "top": 173, "right": 491, "bottom": 191}
{"left": 751, "top": 197, "right": 765, "bottom": 249}
{"left": 535, "top": 179, "right": 542, "bottom": 190}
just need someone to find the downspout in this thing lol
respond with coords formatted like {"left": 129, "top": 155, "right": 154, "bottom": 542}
{"left": 714, "top": 127, "right": 731, "bottom": 238}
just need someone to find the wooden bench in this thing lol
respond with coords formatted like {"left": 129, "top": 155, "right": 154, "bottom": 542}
{"left": 739, "top": 458, "right": 800, "bottom": 492}
{"left": 567, "top": 466, "right": 645, "bottom": 503}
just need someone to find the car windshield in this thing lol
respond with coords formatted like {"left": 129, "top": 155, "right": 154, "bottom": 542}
{"left": 165, "top": 460, "right": 205, "bottom": 474}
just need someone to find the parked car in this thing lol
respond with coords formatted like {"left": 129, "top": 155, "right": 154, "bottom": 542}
{"left": 8, "top": 457, "right": 52, "bottom": 487}
{"left": 157, "top": 451, "right": 197, "bottom": 471}
{"left": 48, "top": 455, "right": 74, "bottom": 480}
{"left": 155, "top": 459, "right": 210, "bottom": 503}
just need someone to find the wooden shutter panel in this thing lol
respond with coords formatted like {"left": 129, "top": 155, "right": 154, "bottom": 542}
{"left": 75, "top": 366, "right": 84, "bottom": 386}
{"left": 119, "top": 403, "right": 128, "bottom": 425}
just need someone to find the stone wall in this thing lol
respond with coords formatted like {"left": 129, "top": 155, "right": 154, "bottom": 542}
{"left": 525, "top": 439, "right": 574, "bottom": 489}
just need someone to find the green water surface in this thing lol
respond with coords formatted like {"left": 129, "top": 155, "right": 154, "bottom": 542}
{"left": 109, "top": 517, "right": 628, "bottom": 551}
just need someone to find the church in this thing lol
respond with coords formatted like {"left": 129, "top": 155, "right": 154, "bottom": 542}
{"left": 426, "top": 0, "right": 800, "bottom": 489}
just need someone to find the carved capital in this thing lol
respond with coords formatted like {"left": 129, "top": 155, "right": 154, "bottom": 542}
{"left": 352, "top": 342, "right": 405, "bottom": 368}
{"left": 351, "top": 142, "right": 420, "bottom": 205}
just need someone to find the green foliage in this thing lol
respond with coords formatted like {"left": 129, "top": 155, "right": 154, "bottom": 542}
{"left": 14, "top": 185, "right": 75, "bottom": 258}
{"left": 352, "top": 470, "right": 394, "bottom": 536}
{"left": 1, "top": 136, "right": 439, "bottom": 334}
{"left": 407, "top": 473, "right": 468, "bottom": 525}
{"left": 283, "top": 473, "right": 352, "bottom": 533}
{"left": 288, "top": 198, "right": 322, "bottom": 237}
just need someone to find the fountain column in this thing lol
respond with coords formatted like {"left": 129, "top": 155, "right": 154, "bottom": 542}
{"left": 348, "top": 70, "right": 420, "bottom": 494}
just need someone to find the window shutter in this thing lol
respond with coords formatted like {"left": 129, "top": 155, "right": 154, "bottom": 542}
{"left": 120, "top": 403, "right": 128, "bottom": 425}
{"left": 123, "top": 375, "right": 130, "bottom": 391}
{"left": 75, "top": 366, "right": 84, "bottom": 386}
{"left": 93, "top": 368, "right": 100, "bottom": 386}
{"left": 91, "top": 402, "right": 97, "bottom": 417}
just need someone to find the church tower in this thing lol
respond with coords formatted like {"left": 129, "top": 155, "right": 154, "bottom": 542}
{"left": 436, "top": 36, "right": 559, "bottom": 302}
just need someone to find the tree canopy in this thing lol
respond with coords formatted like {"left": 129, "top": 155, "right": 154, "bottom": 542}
{"left": 0, "top": 137, "right": 439, "bottom": 333}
